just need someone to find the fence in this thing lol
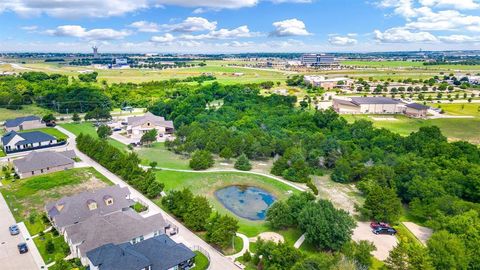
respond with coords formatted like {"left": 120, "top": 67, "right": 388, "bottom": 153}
{"left": 192, "top": 245, "right": 211, "bottom": 270}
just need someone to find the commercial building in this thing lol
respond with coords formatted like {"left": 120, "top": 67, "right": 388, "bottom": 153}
{"left": 332, "top": 97, "right": 429, "bottom": 118}
{"left": 304, "top": 75, "right": 353, "bottom": 89}
{"left": 301, "top": 54, "right": 337, "bottom": 67}
{"left": 12, "top": 150, "right": 76, "bottom": 179}
{"left": 404, "top": 103, "right": 429, "bottom": 118}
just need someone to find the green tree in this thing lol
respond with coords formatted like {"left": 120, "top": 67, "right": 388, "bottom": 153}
{"left": 342, "top": 240, "right": 376, "bottom": 268}
{"left": 97, "top": 124, "right": 112, "bottom": 139}
{"left": 255, "top": 240, "right": 304, "bottom": 270}
{"left": 184, "top": 196, "right": 212, "bottom": 231}
{"left": 219, "top": 147, "right": 234, "bottom": 161}
{"left": 45, "top": 239, "right": 55, "bottom": 254}
{"left": 141, "top": 129, "right": 158, "bottom": 146}
{"left": 234, "top": 154, "right": 252, "bottom": 171}
{"left": 72, "top": 112, "right": 81, "bottom": 123}
{"left": 205, "top": 213, "right": 239, "bottom": 248}
{"left": 428, "top": 230, "right": 468, "bottom": 270}
{"left": 189, "top": 150, "right": 214, "bottom": 170}
{"left": 146, "top": 181, "right": 164, "bottom": 199}
{"left": 361, "top": 184, "right": 402, "bottom": 223}
{"left": 42, "top": 113, "right": 56, "bottom": 123}
{"left": 385, "top": 240, "right": 434, "bottom": 270}
{"left": 149, "top": 161, "right": 158, "bottom": 168}
{"left": 291, "top": 254, "right": 337, "bottom": 270}
{"left": 266, "top": 201, "right": 293, "bottom": 229}
{"left": 298, "top": 200, "right": 356, "bottom": 251}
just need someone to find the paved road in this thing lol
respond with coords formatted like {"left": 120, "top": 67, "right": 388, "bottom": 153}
{"left": 0, "top": 193, "right": 42, "bottom": 270}
{"left": 56, "top": 126, "right": 239, "bottom": 270}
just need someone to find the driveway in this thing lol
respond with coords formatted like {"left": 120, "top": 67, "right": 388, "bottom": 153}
{"left": 402, "top": 222, "right": 432, "bottom": 246}
{"left": 56, "top": 126, "right": 240, "bottom": 270}
{"left": 0, "top": 193, "right": 44, "bottom": 270}
{"left": 352, "top": 222, "right": 398, "bottom": 261}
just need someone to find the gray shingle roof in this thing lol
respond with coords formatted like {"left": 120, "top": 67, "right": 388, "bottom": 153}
{"left": 4, "top": 115, "right": 40, "bottom": 128}
{"left": 13, "top": 150, "right": 76, "bottom": 173}
{"left": 87, "top": 235, "right": 195, "bottom": 270}
{"left": 406, "top": 103, "right": 429, "bottom": 110}
{"left": 65, "top": 210, "right": 167, "bottom": 257}
{"left": 351, "top": 97, "right": 401, "bottom": 105}
{"left": 127, "top": 112, "right": 174, "bottom": 129}
{"left": 1, "top": 131, "right": 56, "bottom": 146}
{"left": 45, "top": 185, "right": 134, "bottom": 229}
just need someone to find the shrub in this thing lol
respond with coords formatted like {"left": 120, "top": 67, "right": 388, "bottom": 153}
{"left": 45, "top": 239, "right": 55, "bottom": 254}
{"left": 234, "top": 154, "right": 252, "bottom": 171}
{"left": 189, "top": 150, "right": 214, "bottom": 170}
{"left": 306, "top": 181, "right": 318, "bottom": 195}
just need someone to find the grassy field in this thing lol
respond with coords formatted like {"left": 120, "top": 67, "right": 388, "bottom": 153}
{"left": 193, "top": 251, "right": 209, "bottom": 270}
{"left": 154, "top": 170, "right": 300, "bottom": 237}
{"left": 60, "top": 122, "right": 127, "bottom": 151}
{"left": 341, "top": 60, "right": 480, "bottom": 71}
{"left": 428, "top": 103, "right": 480, "bottom": 117}
{"left": 0, "top": 167, "right": 111, "bottom": 235}
{"left": 20, "top": 127, "right": 68, "bottom": 140}
{"left": 343, "top": 114, "right": 480, "bottom": 144}
{"left": 137, "top": 142, "right": 190, "bottom": 169}
{"left": 0, "top": 105, "right": 53, "bottom": 122}
{"left": 33, "top": 231, "right": 70, "bottom": 264}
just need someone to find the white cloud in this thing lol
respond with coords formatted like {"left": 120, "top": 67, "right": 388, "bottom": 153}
{"left": 377, "top": 0, "right": 419, "bottom": 18}
{"left": 20, "top": 25, "right": 38, "bottom": 31}
{"left": 129, "top": 21, "right": 160, "bottom": 33}
{"left": 180, "top": 25, "right": 257, "bottom": 39}
{"left": 154, "top": 0, "right": 258, "bottom": 9}
{"left": 405, "top": 9, "right": 480, "bottom": 31}
{"left": 328, "top": 35, "right": 358, "bottom": 46}
{"left": 438, "top": 34, "right": 480, "bottom": 43}
{"left": 164, "top": 17, "right": 218, "bottom": 32}
{"left": 374, "top": 27, "right": 438, "bottom": 42}
{"left": 419, "top": 0, "right": 480, "bottom": 10}
{"left": 45, "top": 25, "right": 131, "bottom": 40}
{"left": 150, "top": 33, "right": 176, "bottom": 43}
{"left": 0, "top": 0, "right": 149, "bottom": 18}
{"left": 270, "top": 0, "right": 312, "bottom": 3}
{"left": 270, "top": 18, "right": 311, "bottom": 37}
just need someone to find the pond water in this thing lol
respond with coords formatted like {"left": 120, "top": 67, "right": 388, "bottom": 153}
{"left": 214, "top": 186, "right": 276, "bottom": 221}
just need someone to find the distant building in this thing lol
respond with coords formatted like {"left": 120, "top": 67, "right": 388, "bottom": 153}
{"left": 333, "top": 97, "right": 404, "bottom": 114}
{"left": 468, "top": 76, "right": 480, "bottom": 85}
{"left": 86, "top": 235, "right": 196, "bottom": 270}
{"left": 126, "top": 112, "right": 174, "bottom": 140}
{"left": 13, "top": 150, "right": 76, "bottom": 179}
{"left": 4, "top": 115, "right": 43, "bottom": 132}
{"left": 1, "top": 131, "right": 60, "bottom": 154}
{"left": 92, "top": 46, "right": 99, "bottom": 58}
{"left": 404, "top": 103, "right": 429, "bottom": 118}
{"left": 115, "top": 58, "right": 128, "bottom": 65}
{"left": 304, "top": 75, "right": 353, "bottom": 89}
{"left": 301, "top": 54, "right": 337, "bottom": 67}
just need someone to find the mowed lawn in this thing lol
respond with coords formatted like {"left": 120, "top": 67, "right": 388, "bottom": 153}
{"left": 137, "top": 142, "right": 190, "bottom": 169}
{"left": 343, "top": 114, "right": 480, "bottom": 144}
{"left": 0, "top": 167, "right": 112, "bottom": 235}
{"left": 20, "top": 127, "right": 68, "bottom": 140}
{"left": 428, "top": 103, "right": 480, "bottom": 117}
{"left": 154, "top": 170, "right": 300, "bottom": 237}
{"left": 60, "top": 122, "right": 127, "bottom": 151}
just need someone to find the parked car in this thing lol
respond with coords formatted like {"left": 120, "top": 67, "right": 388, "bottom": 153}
{"left": 370, "top": 222, "right": 391, "bottom": 229}
{"left": 113, "top": 127, "right": 122, "bottom": 132}
{"left": 45, "top": 121, "right": 56, "bottom": 127}
{"left": 9, "top": 225, "right": 20, "bottom": 235}
{"left": 17, "top": 243, "right": 28, "bottom": 254}
{"left": 372, "top": 227, "right": 397, "bottom": 235}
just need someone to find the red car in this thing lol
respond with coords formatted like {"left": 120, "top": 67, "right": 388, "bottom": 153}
{"left": 370, "top": 222, "right": 391, "bottom": 229}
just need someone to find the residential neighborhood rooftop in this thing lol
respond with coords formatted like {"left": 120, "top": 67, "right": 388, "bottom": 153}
{"left": 65, "top": 210, "right": 167, "bottom": 257}
{"left": 1, "top": 130, "right": 56, "bottom": 146}
{"left": 13, "top": 150, "right": 76, "bottom": 173}
{"left": 127, "top": 112, "right": 174, "bottom": 128}
{"left": 87, "top": 235, "right": 195, "bottom": 270}
{"left": 4, "top": 115, "right": 40, "bottom": 128}
{"left": 45, "top": 185, "right": 134, "bottom": 229}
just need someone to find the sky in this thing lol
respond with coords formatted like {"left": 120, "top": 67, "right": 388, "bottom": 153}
{"left": 0, "top": 0, "right": 479, "bottom": 53}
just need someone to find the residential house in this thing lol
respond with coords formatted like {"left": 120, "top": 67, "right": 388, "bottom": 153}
{"left": 87, "top": 235, "right": 196, "bottom": 270}
{"left": 1, "top": 131, "right": 60, "bottom": 154}
{"left": 12, "top": 150, "right": 76, "bottom": 179}
{"left": 126, "top": 112, "right": 174, "bottom": 140}
{"left": 404, "top": 103, "right": 429, "bottom": 118}
{"left": 45, "top": 185, "right": 170, "bottom": 265}
{"left": 4, "top": 115, "right": 43, "bottom": 132}
{"left": 333, "top": 97, "right": 405, "bottom": 114}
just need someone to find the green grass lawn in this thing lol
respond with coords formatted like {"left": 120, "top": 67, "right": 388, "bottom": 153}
{"left": 20, "top": 127, "right": 68, "bottom": 140}
{"left": 0, "top": 149, "right": 5, "bottom": 157}
{"left": 154, "top": 170, "right": 300, "bottom": 237}
{"left": 60, "top": 122, "right": 127, "bottom": 151}
{"left": 33, "top": 231, "right": 69, "bottom": 265}
{"left": 0, "top": 167, "right": 111, "bottom": 235}
{"left": 137, "top": 142, "right": 190, "bottom": 169}
{"left": 343, "top": 114, "right": 480, "bottom": 144}
{"left": 0, "top": 105, "right": 53, "bottom": 122}
{"left": 193, "top": 251, "right": 209, "bottom": 270}
{"left": 428, "top": 103, "right": 480, "bottom": 117}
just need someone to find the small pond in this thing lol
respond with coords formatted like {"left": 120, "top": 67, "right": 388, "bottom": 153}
{"left": 214, "top": 185, "right": 276, "bottom": 221}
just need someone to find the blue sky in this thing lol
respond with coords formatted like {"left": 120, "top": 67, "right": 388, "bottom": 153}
{"left": 0, "top": 0, "right": 479, "bottom": 53}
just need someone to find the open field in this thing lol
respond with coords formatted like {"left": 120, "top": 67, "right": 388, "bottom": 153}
{"left": 0, "top": 105, "right": 53, "bottom": 122}
{"left": 154, "top": 170, "right": 300, "bottom": 237}
{"left": 343, "top": 114, "right": 480, "bottom": 144}
{"left": 428, "top": 103, "right": 480, "bottom": 117}
{"left": 341, "top": 60, "right": 480, "bottom": 71}
{"left": 60, "top": 122, "right": 127, "bottom": 151}
{"left": 137, "top": 142, "right": 190, "bottom": 169}
{"left": 0, "top": 167, "right": 111, "bottom": 235}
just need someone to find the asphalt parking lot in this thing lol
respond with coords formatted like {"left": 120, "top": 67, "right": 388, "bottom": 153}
{"left": 0, "top": 193, "right": 39, "bottom": 270}
{"left": 352, "top": 221, "right": 398, "bottom": 261}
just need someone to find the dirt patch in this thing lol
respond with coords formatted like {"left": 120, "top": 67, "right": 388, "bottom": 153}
{"left": 250, "top": 232, "right": 284, "bottom": 244}
{"left": 313, "top": 175, "right": 363, "bottom": 214}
